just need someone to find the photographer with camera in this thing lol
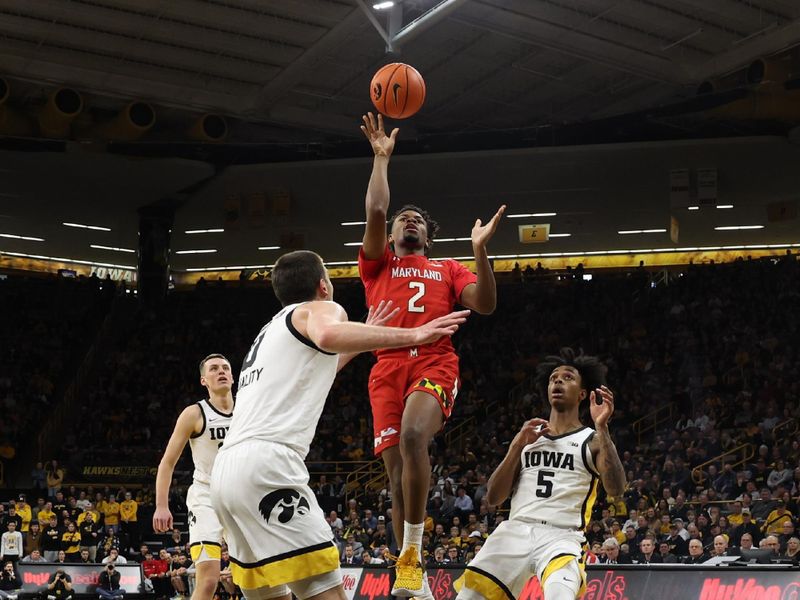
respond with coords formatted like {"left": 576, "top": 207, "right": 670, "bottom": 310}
{"left": 46, "top": 568, "right": 73, "bottom": 600}
{"left": 97, "top": 563, "right": 124, "bottom": 600}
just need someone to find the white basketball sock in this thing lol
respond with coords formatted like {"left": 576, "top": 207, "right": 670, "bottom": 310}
{"left": 402, "top": 521, "right": 424, "bottom": 560}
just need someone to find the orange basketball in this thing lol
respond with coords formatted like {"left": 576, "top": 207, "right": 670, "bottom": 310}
{"left": 370, "top": 63, "right": 426, "bottom": 119}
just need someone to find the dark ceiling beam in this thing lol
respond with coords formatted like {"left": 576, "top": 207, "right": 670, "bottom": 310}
{"left": 0, "top": 41, "right": 251, "bottom": 113}
{"left": 391, "top": 0, "right": 470, "bottom": 49}
{"left": 667, "top": 0, "right": 794, "bottom": 27}
{"left": 213, "top": 0, "right": 354, "bottom": 27}
{"left": 248, "top": 6, "right": 366, "bottom": 112}
{"left": 0, "top": 11, "right": 282, "bottom": 83}
{"left": 689, "top": 17, "right": 800, "bottom": 82}
{"left": 96, "top": 0, "right": 327, "bottom": 45}
{"left": 530, "top": 0, "right": 720, "bottom": 56}
{"left": 451, "top": 13, "right": 686, "bottom": 85}
{"left": 0, "top": 0, "right": 303, "bottom": 65}
{"left": 354, "top": 0, "right": 393, "bottom": 50}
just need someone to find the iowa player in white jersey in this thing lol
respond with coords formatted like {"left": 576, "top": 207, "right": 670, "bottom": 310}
{"left": 153, "top": 354, "right": 234, "bottom": 600}
{"left": 456, "top": 348, "right": 626, "bottom": 600}
{"left": 210, "top": 250, "right": 468, "bottom": 600}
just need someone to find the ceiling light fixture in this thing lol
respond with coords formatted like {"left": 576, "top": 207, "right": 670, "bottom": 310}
{"left": 0, "top": 233, "right": 45, "bottom": 241}
{"left": 185, "top": 228, "right": 225, "bottom": 234}
{"left": 186, "top": 264, "right": 271, "bottom": 272}
{"left": 435, "top": 237, "right": 472, "bottom": 242}
{"left": 90, "top": 244, "right": 135, "bottom": 253}
{"left": 175, "top": 249, "right": 218, "bottom": 254}
{"left": 340, "top": 221, "right": 368, "bottom": 226}
{"left": 63, "top": 222, "right": 112, "bottom": 232}
{"left": 257, "top": 246, "right": 281, "bottom": 250}
{"left": 714, "top": 225, "right": 764, "bottom": 230}
{"left": 549, "top": 233, "right": 572, "bottom": 238}
{"left": 715, "top": 205, "right": 734, "bottom": 209}
{"left": 617, "top": 229, "right": 667, "bottom": 234}
{"left": 506, "top": 212, "right": 557, "bottom": 218}
{"left": 688, "top": 206, "right": 700, "bottom": 211}
{"left": 373, "top": 1, "right": 394, "bottom": 9}
{"left": 344, "top": 242, "right": 363, "bottom": 247}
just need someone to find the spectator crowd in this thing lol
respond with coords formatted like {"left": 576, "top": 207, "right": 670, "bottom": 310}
{"left": 1, "top": 252, "right": 799, "bottom": 600}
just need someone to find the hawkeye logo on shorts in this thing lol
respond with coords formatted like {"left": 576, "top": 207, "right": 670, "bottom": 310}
{"left": 188, "top": 511, "right": 197, "bottom": 527}
{"left": 259, "top": 489, "right": 310, "bottom": 524}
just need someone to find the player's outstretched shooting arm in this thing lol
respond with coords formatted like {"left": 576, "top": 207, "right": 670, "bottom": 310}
{"left": 588, "top": 385, "right": 627, "bottom": 496}
{"left": 361, "top": 112, "right": 397, "bottom": 260}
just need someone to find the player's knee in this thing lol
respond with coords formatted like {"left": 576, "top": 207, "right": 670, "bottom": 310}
{"left": 455, "top": 588, "right": 483, "bottom": 600}
{"left": 542, "top": 561, "right": 581, "bottom": 600}
{"left": 194, "top": 577, "right": 218, "bottom": 598}
{"left": 542, "top": 581, "right": 578, "bottom": 600}
{"left": 399, "top": 425, "right": 428, "bottom": 453}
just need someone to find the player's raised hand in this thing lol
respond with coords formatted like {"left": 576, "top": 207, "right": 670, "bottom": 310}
{"left": 471, "top": 205, "right": 506, "bottom": 249}
{"left": 511, "top": 418, "right": 550, "bottom": 449}
{"left": 366, "top": 300, "right": 400, "bottom": 326}
{"left": 152, "top": 506, "right": 173, "bottom": 533}
{"left": 360, "top": 112, "right": 399, "bottom": 158}
{"left": 413, "top": 309, "right": 471, "bottom": 345}
{"left": 590, "top": 385, "right": 615, "bottom": 429}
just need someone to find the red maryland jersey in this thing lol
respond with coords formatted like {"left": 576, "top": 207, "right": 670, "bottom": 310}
{"left": 359, "top": 245, "right": 477, "bottom": 359}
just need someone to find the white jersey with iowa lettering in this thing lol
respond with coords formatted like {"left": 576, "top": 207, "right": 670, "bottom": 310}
{"left": 189, "top": 398, "right": 233, "bottom": 485}
{"left": 221, "top": 301, "right": 339, "bottom": 458}
{"left": 211, "top": 302, "right": 342, "bottom": 590}
{"left": 186, "top": 399, "right": 233, "bottom": 564}
{"left": 510, "top": 425, "right": 599, "bottom": 529}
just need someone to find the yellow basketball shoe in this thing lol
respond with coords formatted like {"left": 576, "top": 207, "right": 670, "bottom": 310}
{"left": 391, "top": 546, "right": 424, "bottom": 597}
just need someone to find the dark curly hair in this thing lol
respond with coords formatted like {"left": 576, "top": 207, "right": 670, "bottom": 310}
{"left": 389, "top": 204, "right": 440, "bottom": 255}
{"left": 535, "top": 347, "right": 607, "bottom": 401}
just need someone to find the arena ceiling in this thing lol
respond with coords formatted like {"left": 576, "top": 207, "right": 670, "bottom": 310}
{"left": 2, "top": 0, "right": 800, "bottom": 144}
{"left": 1, "top": 0, "right": 800, "bottom": 271}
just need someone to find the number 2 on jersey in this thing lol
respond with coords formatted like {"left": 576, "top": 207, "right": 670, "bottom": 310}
{"left": 408, "top": 281, "right": 425, "bottom": 313}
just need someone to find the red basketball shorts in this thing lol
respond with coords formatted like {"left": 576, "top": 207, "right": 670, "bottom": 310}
{"left": 368, "top": 351, "right": 460, "bottom": 455}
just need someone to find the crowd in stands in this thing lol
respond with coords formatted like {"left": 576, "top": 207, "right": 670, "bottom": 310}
{"left": 1, "top": 252, "right": 799, "bottom": 600}
{"left": 0, "top": 274, "right": 114, "bottom": 471}
{"left": 318, "top": 253, "right": 800, "bottom": 567}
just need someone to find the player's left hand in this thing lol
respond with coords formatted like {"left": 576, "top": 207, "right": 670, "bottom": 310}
{"left": 589, "top": 385, "right": 615, "bottom": 429}
{"left": 365, "top": 300, "right": 400, "bottom": 327}
{"left": 471, "top": 205, "right": 506, "bottom": 249}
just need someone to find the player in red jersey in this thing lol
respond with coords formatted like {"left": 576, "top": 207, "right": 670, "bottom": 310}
{"left": 359, "top": 112, "right": 505, "bottom": 597}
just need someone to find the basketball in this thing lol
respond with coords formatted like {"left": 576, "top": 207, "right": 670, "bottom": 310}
{"left": 370, "top": 63, "right": 426, "bottom": 119}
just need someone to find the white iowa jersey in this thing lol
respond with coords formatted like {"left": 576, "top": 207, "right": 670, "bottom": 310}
{"left": 189, "top": 399, "right": 233, "bottom": 485}
{"left": 222, "top": 302, "right": 338, "bottom": 458}
{"left": 510, "top": 426, "right": 599, "bottom": 530}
